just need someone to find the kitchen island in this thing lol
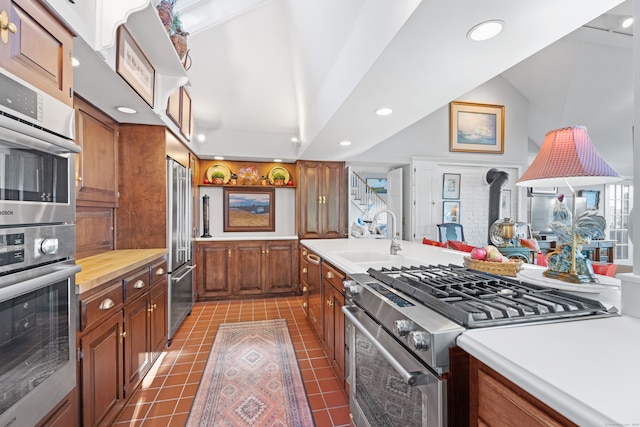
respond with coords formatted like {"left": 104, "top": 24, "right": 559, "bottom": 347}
{"left": 300, "top": 238, "right": 636, "bottom": 425}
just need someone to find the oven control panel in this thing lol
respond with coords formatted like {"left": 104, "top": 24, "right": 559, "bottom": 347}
{"left": 0, "top": 225, "right": 75, "bottom": 274}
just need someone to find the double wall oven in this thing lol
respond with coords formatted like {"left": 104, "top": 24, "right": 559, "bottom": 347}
{"left": 0, "top": 68, "right": 80, "bottom": 427}
{"left": 343, "top": 264, "right": 618, "bottom": 427}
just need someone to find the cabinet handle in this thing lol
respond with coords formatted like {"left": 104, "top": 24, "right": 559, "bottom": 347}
{"left": 75, "top": 176, "right": 83, "bottom": 182}
{"left": 0, "top": 11, "right": 17, "bottom": 45}
{"left": 318, "top": 195, "right": 322, "bottom": 203}
{"left": 302, "top": 286, "right": 308, "bottom": 293}
{"left": 228, "top": 249, "right": 232, "bottom": 257}
{"left": 22, "top": 302, "right": 29, "bottom": 309}
{"left": 262, "top": 250, "right": 265, "bottom": 254}
{"left": 303, "top": 302, "right": 308, "bottom": 308}
{"left": 302, "top": 250, "right": 308, "bottom": 256}
{"left": 120, "top": 330, "right": 126, "bottom": 344}
{"left": 326, "top": 299, "right": 333, "bottom": 307}
{"left": 322, "top": 196, "right": 326, "bottom": 204}
{"left": 155, "top": 268, "right": 165, "bottom": 275}
{"left": 133, "top": 279, "right": 146, "bottom": 289}
{"left": 302, "top": 267, "right": 307, "bottom": 274}
{"left": 147, "top": 304, "right": 157, "bottom": 313}
{"left": 306, "top": 254, "right": 320, "bottom": 265}
{"left": 326, "top": 271, "right": 334, "bottom": 279}
{"left": 99, "top": 298, "right": 115, "bottom": 310}
{"left": 265, "top": 250, "right": 269, "bottom": 255}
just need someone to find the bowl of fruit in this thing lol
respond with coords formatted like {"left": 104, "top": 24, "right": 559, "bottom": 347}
{"left": 463, "top": 245, "right": 523, "bottom": 277}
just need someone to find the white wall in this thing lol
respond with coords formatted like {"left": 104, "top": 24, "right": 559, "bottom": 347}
{"left": 198, "top": 186, "right": 296, "bottom": 237}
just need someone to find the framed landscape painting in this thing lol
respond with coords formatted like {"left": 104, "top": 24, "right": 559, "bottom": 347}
{"left": 450, "top": 101, "right": 504, "bottom": 153}
{"left": 223, "top": 188, "right": 275, "bottom": 232}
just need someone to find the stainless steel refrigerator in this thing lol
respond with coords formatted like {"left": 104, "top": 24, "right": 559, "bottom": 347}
{"left": 167, "top": 157, "right": 195, "bottom": 344}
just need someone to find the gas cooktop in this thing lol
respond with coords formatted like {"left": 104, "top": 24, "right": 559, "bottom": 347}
{"left": 366, "top": 264, "right": 618, "bottom": 328}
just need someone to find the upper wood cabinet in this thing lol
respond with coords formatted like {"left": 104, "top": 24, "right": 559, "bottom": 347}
{"left": 166, "top": 86, "right": 192, "bottom": 141}
{"left": 296, "top": 161, "right": 347, "bottom": 239}
{"left": 0, "top": 0, "right": 73, "bottom": 106}
{"left": 74, "top": 96, "right": 119, "bottom": 206}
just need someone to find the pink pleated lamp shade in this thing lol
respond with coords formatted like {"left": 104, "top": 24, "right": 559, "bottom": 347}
{"left": 516, "top": 126, "right": 621, "bottom": 187}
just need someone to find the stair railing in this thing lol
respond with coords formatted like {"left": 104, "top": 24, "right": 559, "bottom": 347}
{"left": 350, "top": 171, "right": 387, "bottom": 219}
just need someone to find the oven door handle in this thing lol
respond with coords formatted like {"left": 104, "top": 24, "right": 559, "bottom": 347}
{"left": 342, "top": 305, "right": 430, "bottom": 386}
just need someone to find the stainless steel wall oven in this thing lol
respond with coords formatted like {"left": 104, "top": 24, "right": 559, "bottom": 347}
{"left": 0, "top": 68, "right": 80, "bottom": 427}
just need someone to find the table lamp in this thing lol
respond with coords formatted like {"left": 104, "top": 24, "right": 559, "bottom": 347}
{"left": 516, "top": 126, "right": 621, "bottom": 283}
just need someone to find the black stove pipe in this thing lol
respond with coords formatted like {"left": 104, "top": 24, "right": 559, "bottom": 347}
{"left": 485, "top": 169, "right": 509, "bottom": 244}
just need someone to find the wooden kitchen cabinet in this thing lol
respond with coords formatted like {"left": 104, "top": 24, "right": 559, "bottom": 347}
{"left": 36, "top": 389, "right": 77, "bottom": 427}
{"left": 74, "top": 96, "right": 119, "bottom": 206}
{"left": 321, "top": 260, "right": 346, "bottom": 384}
{"left": 77, "top": 255, "right": 168, "bottom": 427}
{"left": 296, "top": 161, "right": 347, "bottom": 239}
{"left": 0, "top": 0, "right": 73, "bottom": 106}
{"left": 195, "top": 240, "right": 298, "bottom": 300}
{"left": 304, "top": 248, "right": 322, "bottom": 340}
{"left": 467, "top": 353, "right": 577, "bottom": 427}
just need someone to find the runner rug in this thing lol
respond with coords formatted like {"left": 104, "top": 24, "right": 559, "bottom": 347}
{"left": 186, "top": 319, "right": 315, "bottom": 427}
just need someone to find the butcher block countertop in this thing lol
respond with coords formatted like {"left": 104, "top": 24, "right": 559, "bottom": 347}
{"left": 76, "top": 249, "right": 168, "bottom": 294}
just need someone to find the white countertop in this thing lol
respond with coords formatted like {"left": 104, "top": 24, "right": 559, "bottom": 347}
{"left": 300, "top": 238, "right": 631, "bottom": 425}
{"left": 457, "top": 315, "right": 640, "bottom": 426}
{"left": 196, "top": 235, "right": 298, "bottom": 241}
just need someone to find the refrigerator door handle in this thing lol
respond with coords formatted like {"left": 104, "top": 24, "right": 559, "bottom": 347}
{"left": 172, "top": 265, "right": 196, "bottom": 282}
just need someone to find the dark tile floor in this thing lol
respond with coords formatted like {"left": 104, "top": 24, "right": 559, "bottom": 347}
{"left": 113, "top": 296, "right": 351, "bottom": 426}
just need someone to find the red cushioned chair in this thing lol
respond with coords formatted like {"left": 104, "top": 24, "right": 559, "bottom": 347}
{"left": 423, "top": 238, "right": 448, "bottom": 248}
{"left": 447, "top": 240, "right": 475, "bottom": 253}
{"left": 592, "top": 263, "right": 617, "bottom": 277}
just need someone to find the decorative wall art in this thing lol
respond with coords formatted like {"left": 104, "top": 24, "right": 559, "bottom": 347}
{"left": 223, "top": 188, "right": 275, "bottom": 232}
{"left": 450, "top": 102, "right": 505, "bottom": 153}
{"left": 442, "top": 173, "right": 461, "bottom": 199}
{"left": 117, "top": 26, "right": 155, "bottom": 108}
{"left": 579, "top": 190, "right": 600, "bottom": 210}
{"left": 443, "top": 201, "right": 460, "bottom": 224}
{"left": 366, "top": 178, "right": 388, "bottom": 194}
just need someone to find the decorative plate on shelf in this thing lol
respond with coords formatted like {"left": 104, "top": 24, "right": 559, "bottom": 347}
{"left": 238, "top": 166, "right": 260, "bottom": 184}
{"left": 268, "top": 166, "right": 290, "bottom": 184}
{"left": 206, "top": 164, "right": 231, "bottom": 183}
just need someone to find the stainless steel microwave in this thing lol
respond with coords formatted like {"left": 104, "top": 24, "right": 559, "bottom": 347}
{"left": 0, "top": 68, "right": 79, "bottom": 227}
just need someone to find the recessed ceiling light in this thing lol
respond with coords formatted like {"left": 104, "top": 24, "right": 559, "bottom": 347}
{"left": 214, "top": 156, "right": 224, "bottom": 160}
{"left": 274, "top": 158, "right": 282, "bottom": 163}
{"left": 196, "top": 134, "right": 206, "bottom": 143}
{"left": 376, "top": 108, "right": 393, "bottom": 116}
{"left": 340, "top": 141, "right": 352, "bottom": 146}
{"left": 116, "top": 106, "right": 137, "bottom": 114}
{"left": 71, "top": 57, "right": 80, "bottom": 67}
{"left": 622, "top": 17, "right": 633, "bottom": 29}
{"left": 291, "top": 137, "right": 298, "bottom": 143}
{"left": 467, "top": 20, "right": 504, "bottom": 41}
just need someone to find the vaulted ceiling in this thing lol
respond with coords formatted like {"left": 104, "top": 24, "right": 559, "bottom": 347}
{"left": 178, "top": 1, "right": 631, "bottom": 174}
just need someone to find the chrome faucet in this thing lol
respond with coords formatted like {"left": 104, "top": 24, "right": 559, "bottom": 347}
{"left": 373, "top": 209, "right": 402, "bottom": 255}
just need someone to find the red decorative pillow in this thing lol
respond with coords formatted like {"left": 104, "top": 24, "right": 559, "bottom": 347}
{"left": 447, "top": 240, "right": 475, "bottom": 253}
{"left": 423, "top": 238, "right": 448, "bottom": 248}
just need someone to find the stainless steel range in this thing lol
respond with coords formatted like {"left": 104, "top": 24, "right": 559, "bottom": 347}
{"left": 342, "top": 263, "right": 617, "bottom": 427}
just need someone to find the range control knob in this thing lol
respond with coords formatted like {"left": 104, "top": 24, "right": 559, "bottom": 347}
{"left": 408, "top": 331, "right": 430, "bottom": 351}
{"left": 342, "top": 280, "right": 362, "bottom": 295}
{"left": 393, "top": 319, "right": 415, "bottom": 337}
{"left": 37, "top": 238, "right": 59, "bottom": 255}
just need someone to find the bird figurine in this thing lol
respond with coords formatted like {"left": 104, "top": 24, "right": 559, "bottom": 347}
{"left": 547, "top": 195, "right": 606, "bottom": 279}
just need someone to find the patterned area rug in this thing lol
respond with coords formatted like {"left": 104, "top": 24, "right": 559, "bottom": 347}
{"left": 186, "top": 319, "right": 315, "bottom": 427}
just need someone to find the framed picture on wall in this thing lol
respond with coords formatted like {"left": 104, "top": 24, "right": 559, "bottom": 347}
{"left": 443, "top": 201, "right": 460, "bottom": 224}
{"left": 116, "top": 26, "right": 155, "bottom": 108}
{"left": 223, "top": 188, "right": 275, "bottom": 232}
{"left": 449, "top": 101, "right": 504, "bottom": 153}
{"left": 442, "top": 173, "right": 461, "bottom": 199}
{"left": 366, "top": 178, "right": 388, "bottom": 194}
{"left": 579, "top": 190, "right": 600, "bottom": 210}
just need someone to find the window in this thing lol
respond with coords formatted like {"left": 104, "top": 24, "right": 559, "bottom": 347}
{"left": 607, "top": 182, "right": 633, "bottom": 260}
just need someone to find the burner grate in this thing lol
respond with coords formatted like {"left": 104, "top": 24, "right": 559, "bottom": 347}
{"left": 367, "top": 264, "right": 616, "bottom": 327}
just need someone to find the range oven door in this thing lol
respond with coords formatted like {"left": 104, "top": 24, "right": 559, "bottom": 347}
{"left": 343, "top": 305, "right": 446, "bottom": 427}
{"left": 0, "top": 260, "right": 80, "bottom": 427}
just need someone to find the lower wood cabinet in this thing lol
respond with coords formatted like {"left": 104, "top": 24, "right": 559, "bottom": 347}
{"left": 321, "top": 261, "right": 346, "bottom": 385}
{"left": 195, "top": 240, "right": 298, "bottom": 300}
{"left": 77, "top": 258, "right": 167, "bottom": 427}
{"left": 462, "top": 350, "right": 577, "bottom": 427}
{"left": 36, "top": 389, "right": 78, "bottom": 427}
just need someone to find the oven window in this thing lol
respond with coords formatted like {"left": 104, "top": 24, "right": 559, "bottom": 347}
{"left": 0, "top": 280, "right": 69, "bottom": 413}
{"left": 354, "top": 329, "right": 424, "bottom": 426}
{"left": 1, "top": 146, "right": 69, "bottom": 203}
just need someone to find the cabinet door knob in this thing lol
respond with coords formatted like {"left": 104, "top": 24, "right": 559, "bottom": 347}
{"left": 155, "top": 268, "right": 165, "bottom": 275}
{"left": 228, "top": 250, "right": 232, "bottom": 257}
{"left": 99, "top": 298, "right": 115, "bottom": 310}
{"left": 133, "top": 280, "right": 146, "bottom": 289}
{"left": 302, "top": 286, "right": 308, "bottom": 293}
{"left": 302, "top": 267, "right": 307, "bottom": 274}
{"left": 326, "top": 299, "right": 333, "bottom": 307}
{"left": 265, "top": 250, "right": 269, "bottom": 255}
{"left": 326, "top": 271, "right": 334, "bottom": 279}
{"left": 322, "top": 196, "right": 326, "bottom": 204}
{"left": 0, "top": 11, "right": 17, "bottom": 45}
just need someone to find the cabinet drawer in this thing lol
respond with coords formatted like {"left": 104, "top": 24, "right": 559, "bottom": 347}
{"left": 124, "top": 268, "right": 150, "bottom": 303}
{"left": 79, "top": 282, "right": 123, "bottom": 331}
{"left": 150, "top": 260, "right": 168, "bottom": 287}
{"left": 322, "top": 262, "right": 345, "bottom": 293}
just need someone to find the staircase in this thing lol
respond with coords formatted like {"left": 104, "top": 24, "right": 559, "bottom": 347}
{"left": 350, "top": 171, "right": 387, "bottom": 224}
